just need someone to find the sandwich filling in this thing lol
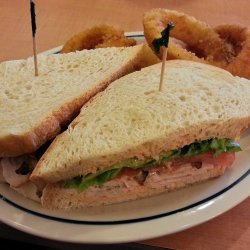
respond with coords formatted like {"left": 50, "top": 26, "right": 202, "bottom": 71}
{"left": 65, "top": 138, "right": 241, "bottom": 193}
{"left": 0, "top": 140, "right": 51, "bottom": 200}
{"left": 0, "top": 155, "right": 42, "bottom": 201}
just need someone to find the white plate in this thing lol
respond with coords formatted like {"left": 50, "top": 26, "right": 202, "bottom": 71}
{"left": 0, "top": 32, "right": 249, "bottom": 244}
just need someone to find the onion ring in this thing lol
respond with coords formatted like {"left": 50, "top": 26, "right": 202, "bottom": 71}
{"left": 215, "top": 24, "right": 250, "bottom": 79}
{"left": 143, "top": 9, "right": 233, "bottom": 68}
{"left": 61, "top": 24, "right": 136, "bottom": 53}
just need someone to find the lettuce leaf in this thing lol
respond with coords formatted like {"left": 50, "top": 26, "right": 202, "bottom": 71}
{"left": 65, "top": 168, "right": 122, "bottom": 192}
{"left": 65, "top": 138, "right": 241, "bottom": 192}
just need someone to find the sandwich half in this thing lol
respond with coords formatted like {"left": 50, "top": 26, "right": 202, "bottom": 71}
{"left": 30, "top": 60, "right": 250, "bottom": 209}
{"left": 0, "top": 44, "right": 159, "bottom": 200}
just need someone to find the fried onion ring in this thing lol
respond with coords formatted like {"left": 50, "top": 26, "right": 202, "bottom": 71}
{"left": 215, "top": 24, "right": 250, "bottom": 79}
{"left": 61, "top": 24, "right": 136, "bottom": 53}
{"left": 143, "top": 9, "right": 233, "bottom": 68}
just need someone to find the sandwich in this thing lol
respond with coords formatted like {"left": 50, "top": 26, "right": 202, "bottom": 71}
{"left": 30, "top": 60, "right": 250, "bottom": 209}
{"left": 0, "top": 44, "right": 159, "bottom": 200}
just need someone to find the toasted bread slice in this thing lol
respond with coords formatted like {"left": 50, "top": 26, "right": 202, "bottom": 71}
{"left": 41, "top": 166, "right": 226, "bottom": 210}
{"left": 0, "top": 44, "right": 159, "bottom": 157}
{"left": 31, "top": 60, "right": 250, "bottom": 186}
{"left": 41, "top": 164, "right": 227, "bottom": 209}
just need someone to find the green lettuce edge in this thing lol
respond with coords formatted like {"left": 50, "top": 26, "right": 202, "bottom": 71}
{"left": 65, "top": 138, "right": 241, "bottom": 192}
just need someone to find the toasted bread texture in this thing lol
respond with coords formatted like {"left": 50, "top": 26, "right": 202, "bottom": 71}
{"left": 31, "top": 60, "right": 250, "bottom": 185}
{"left": 42, "top": 164, "right": 227, "bottom": 209}
{"left": 0, "top": 44, "right": 159, "bottom": 157}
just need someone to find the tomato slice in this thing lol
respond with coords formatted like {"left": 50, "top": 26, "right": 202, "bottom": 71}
{"left": 171, "top": 152, "right": 235, "bottom": 167}
{"left": 118, "top": 152, "right": 235, "bottom": 178}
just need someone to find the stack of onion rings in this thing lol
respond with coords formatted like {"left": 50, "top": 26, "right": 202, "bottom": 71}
{"left": 143, "top": 9, "right": 250, "bottom": 78}
{"left": 61, "top": 24, "right": 136, "bottom": 53}
{"left": 215, "top": 24, "right": 250, "bottom": 79}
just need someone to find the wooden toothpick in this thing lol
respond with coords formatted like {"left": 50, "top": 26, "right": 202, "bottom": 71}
{"left": 32, "top": 35, "right": 38, "bottom": 76}
{"left": 30, "top": 0, "right": 38, "bottom": 76}
{"left": 152, "top": 23, "right": 175, "bottom": 91}
{"left": 159, "top": 47, "right": 167, "bottom": 91}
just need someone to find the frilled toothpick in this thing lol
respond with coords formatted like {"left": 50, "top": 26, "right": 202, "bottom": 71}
{"left": 152, "top": 23, "right": 175, "bottom": 91}
{"left": 30, "top": 0, "right": 38, "bottom": 76}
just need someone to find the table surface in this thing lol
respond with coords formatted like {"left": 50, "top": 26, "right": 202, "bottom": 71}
{"left": 0, "top": 0, "right": 249, "bottom": 249}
